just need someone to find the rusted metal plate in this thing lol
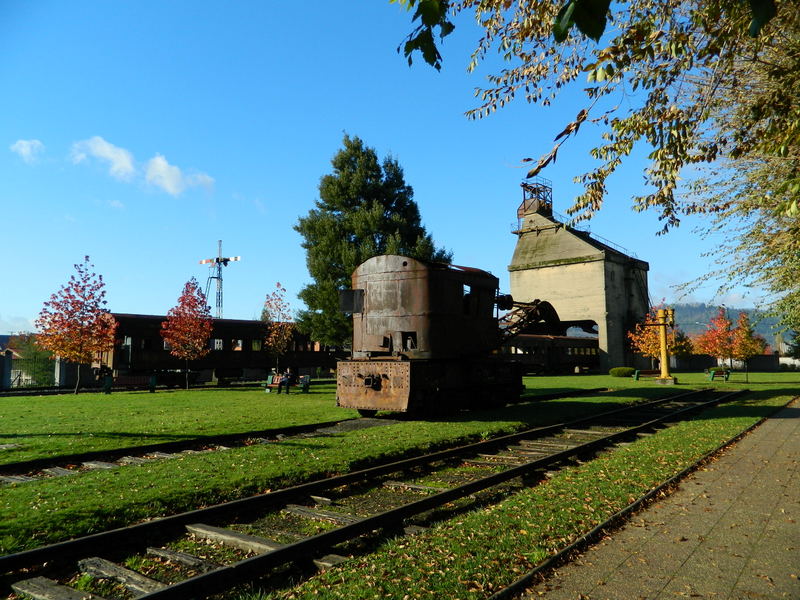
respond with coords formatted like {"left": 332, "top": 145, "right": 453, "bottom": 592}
{"left": 336, "top": 360, "right": 411, "bottom": 412}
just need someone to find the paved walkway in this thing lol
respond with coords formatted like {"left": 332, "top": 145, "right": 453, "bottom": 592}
{"left": 525, "top": 399, "right": 800, "bottom": 600}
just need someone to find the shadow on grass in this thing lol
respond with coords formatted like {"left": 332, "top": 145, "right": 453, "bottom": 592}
{"left": 689, "top": 393, "right": 797, "bottom": 422}
{"left": 0, "top": 430, "right": 201, "bottom": 441}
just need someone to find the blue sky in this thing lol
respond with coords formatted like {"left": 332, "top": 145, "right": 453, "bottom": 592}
{"left": 0, "top": 1, "right": 754, "bottom": 334}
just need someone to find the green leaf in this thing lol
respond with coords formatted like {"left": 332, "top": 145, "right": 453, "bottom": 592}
{"left": 415, "top": 0, "right": 445, "bottom": 27}
{"left": 553, "top": 1, "right": 577, "bottom": 43}
{"left": 748, "top": 0, "right": 777, "bottom": 37}
{"left": 572, "top": 0, "right": 612, "bottom": 42}
{"left": 553, "top": 0, "right": 611, "bottom": 43}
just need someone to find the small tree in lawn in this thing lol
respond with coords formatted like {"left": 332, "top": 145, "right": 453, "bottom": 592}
{"left": 731, "top": 312, "right": 768, "bottom": 382}
{"left": 261, "top": 282, "right": 294, "bottom": 371}
{"left": 161, "top": 278, "right": 213, "bottom": 389}
{"left": 694, "top": 308, "right": 734, "bottom": 368}
{"left": 627, "top": 306, "right": 662, "bottom": 368}
{"left": 35, "top": 256, "right": 117, "bottom": 393}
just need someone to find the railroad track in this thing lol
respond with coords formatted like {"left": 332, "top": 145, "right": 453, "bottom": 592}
{"left": 0, "top": 419, "right": 362, "bottom": 482}
{"left": 0, "top": 388, "right": 605, "bottom": 483}
{"left": 2, "top": 388, "right": 743, "bottom": 600}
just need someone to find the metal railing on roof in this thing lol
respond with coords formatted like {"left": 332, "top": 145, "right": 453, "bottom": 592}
{"left": 511, "top": 211, "right": 639, "bottom": 259}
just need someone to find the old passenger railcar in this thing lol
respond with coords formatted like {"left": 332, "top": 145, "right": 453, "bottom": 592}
{"left": 336, "top": 255, "right": 522, "bottom": 415}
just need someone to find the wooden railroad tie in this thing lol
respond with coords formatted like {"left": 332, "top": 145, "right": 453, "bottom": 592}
{"left": 78, "top": 556, "right": 166, "bottom": 595}
{"left": 146, "top": 547, "right": 220, "bottom": 573}
{"left": 1, "top": 474, "right": 37, "bottom": 484}
{"left": 118, "top": 456, "right": 150, "bottom": 465}
{"left": 12, "top": 576, "right": 108, "bottom": 600}
{"left": 476, "top": 453, "right": 526, "bottom": 465}
{"left": 505, "top": 445, "right": 551, "bottom": 456}
{"left": 283, "top": 504, "right": 363, "bottom": 525}
{"left": 562, "top": 428, "right": 608, "bottom": 436}
{"left": 517, "top": 439, "right": 575, "bottom": 449}
{"left": 81, "top": 461, "right": 118, "bottom": 470}
{"left": 186, "top": 523, "right": 282, "bottom": 554}
{"left": 313, "top": 554, "right": 349, "bottom": 570}
{"left": 382, "top": 480, "right": 448, "bottom": 493}
{"left": 42, "top": 467, "right": 74, "bottom": 477}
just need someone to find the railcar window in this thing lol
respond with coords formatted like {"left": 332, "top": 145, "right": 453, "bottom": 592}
{"left": 463, "top": 284, "right": 473, "bottom": 315}
{"left": 231, "top": 339, "right": 242, "bottom": 351}
{"left": 163, "top": 340, "right": 171, "bottom": 351}
{"left": 251, "top": 339, "right": 262, "bottom": 351}
{"left": 210, "top": 338, "right": 223, "bottom": 351}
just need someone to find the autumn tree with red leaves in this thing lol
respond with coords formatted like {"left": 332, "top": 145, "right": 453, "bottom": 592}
{"left": 731, "top": 312, "right": 768, "bottom": 382}
{"left": 35, "top": 256, "right": 117, "bottom": 393}
{"left": 161, "top": 278, "right": 213, "bottom": 389}
{"left": 261, "top": 282, "right": 294, "bottom": 371}
{"left": 693, "top": 308, "right": 734, "bottom": 367}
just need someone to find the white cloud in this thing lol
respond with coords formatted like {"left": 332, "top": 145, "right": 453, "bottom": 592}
{"left": 10, "top": 139, "right": 45, "bottom": 164}
{"left": 70, "top": 136, "right": 135, "bottom": 181}
{"left": 67, "top": 136, "right": 213, "bottom": 197}
{"left": 108, "top": 199, "right": 125, "bottom": 209}
{"left": 187, "top": 172, "right": 215, "bottom": 190}
{"left": 145, "top": 154, "right": 184, "bottom": 195}
{"left": 146, "top": 153, "right": 214, "bottom": 196}
{"left": 253, "top": 198, "right": 268, "bottom": 215}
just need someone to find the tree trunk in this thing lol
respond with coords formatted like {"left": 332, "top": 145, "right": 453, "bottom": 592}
{"left": 74, "top": 363, "right": 81, "bottom": 394}
{"left": 185, "top": 359, "right": 189, "bottom": 390}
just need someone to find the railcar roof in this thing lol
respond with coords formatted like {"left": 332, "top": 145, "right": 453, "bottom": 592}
{"left": 357, "top": 254, "right": 496, "bottom": 280}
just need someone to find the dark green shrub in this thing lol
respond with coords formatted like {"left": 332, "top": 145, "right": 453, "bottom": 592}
{"left": 609, "top": 367, "right": 636, "bottom": 378}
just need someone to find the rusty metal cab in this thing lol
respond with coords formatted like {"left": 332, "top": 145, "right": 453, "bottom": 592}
{"left": 337, "top": 255, "right": 520, "bottom": 414}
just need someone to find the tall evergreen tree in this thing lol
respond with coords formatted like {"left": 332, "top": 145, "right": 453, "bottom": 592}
{"left": 295, "top": 134, "right": 451, "bottom": 346}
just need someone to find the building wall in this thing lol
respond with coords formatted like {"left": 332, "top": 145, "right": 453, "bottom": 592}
{"left": 603, "top": 257, "right": 650, "bottom": 369}
{"left": 509, "top": 211, "right": 650, "bottom": 371}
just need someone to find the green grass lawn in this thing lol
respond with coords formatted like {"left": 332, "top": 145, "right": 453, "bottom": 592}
{"left": 0, "top": 373, "right": 796, "bottom": 558}
{"left": 0, "top": 385, "right": 356, "bottom": 465}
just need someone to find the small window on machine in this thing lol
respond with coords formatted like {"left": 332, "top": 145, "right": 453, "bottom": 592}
{"left": 339, "top": 289, "right": 364, "bottom": 313}
{"left": 401, "top": 332, "right": 417, "bottom": 351}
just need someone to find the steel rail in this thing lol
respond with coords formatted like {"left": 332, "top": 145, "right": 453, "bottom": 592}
{"left": 134, "top": 390, "right": 743, "bottom": 599}
{"left": 0, "top": 419, "right": 354, "bottom": 476}
{"left": 0, "top": 388, "right": 710, "bottom": 575}
{"left": 0, "top": 388, "right": 604, "bottom": 476}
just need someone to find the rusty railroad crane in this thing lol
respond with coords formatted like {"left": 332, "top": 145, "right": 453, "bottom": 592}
{"left": 336, "top": 255, "right": 559, "bottom": 416}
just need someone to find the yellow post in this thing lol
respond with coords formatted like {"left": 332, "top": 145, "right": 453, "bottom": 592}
{"left": 657, "top": 308, "right": 670, "bottom": 379}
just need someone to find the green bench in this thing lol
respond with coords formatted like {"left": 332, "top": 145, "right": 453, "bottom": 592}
{"left": 706, "top": 369, "right": 730, "bottom": 381}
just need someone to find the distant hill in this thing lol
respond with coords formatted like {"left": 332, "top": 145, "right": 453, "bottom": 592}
{"left": 672, "top": 303, "right": 781, "bottom": 340}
